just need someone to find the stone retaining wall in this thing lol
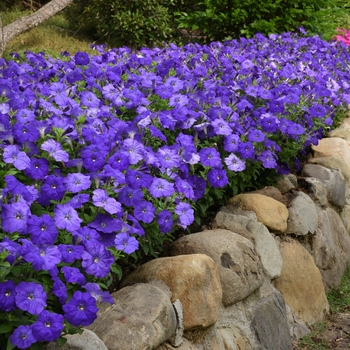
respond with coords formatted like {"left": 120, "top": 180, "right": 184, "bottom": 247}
{"left": 46, "top": 119, "right": 350, "bottom": 350}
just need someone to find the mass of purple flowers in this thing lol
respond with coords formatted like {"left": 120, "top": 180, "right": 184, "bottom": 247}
{"left": 1, "top": 30, "right": 350, "bottom": 348}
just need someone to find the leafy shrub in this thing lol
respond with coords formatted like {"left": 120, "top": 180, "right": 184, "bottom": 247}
{"left": 175, "top": 0, "right": 341, "bottom": 42}
{"left": 65, "top": 0, "right": 184, "bottom": 49}
{"left": 1, "top": 32, "right": 350, "bottom": 348}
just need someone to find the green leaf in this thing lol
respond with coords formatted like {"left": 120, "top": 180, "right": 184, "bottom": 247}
{"left": 0, "top": 324, "right": 12, "bottom": 334}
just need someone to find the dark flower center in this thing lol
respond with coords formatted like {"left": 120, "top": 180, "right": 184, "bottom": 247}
{"left": 78, "top": 304, "right": 85, "bottom": 311}
{"left": 15, "top": 214, "right": 22, "bottom": 220}
{"left": 94, "top": 257, "right": 99, "bottom": 263}
{"left": 40, "top": 225, "right": 46, "bottom": 231}
{"left": 5, "top": 291, "right": 11, "bottom": 297}
{"left": 28, "top": 294, "right": 34, "bottom": 300}
{"left": 45, "top": 322, "right": 51, "bottom": 328}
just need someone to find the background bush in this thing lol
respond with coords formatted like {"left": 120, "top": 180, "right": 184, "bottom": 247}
{"left": 62, "top": 0, "right": 350, "bottom": 48}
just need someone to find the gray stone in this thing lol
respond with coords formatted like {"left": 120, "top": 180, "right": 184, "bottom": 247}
{"left": 247, "top": 221, "right": 283, "bottom": 279}
{"left": 171, "top": 229, "right": 265, "bottom": 306}
{"left": 285, "top": 191, "right": 319, "bottom": 236}
{"left": 250, "top": 291, "right": 293, "bottom": 350}
{"left": 87, "top": 283, "right": 177, "bottom": 350}
{"left": 302, "top": 164, "right": 346, "bottom": 208}
{"left": 308, "top": 156, "right": 350, "bottom": 185}
{"left": 214, "top": 211, "right": 255, "bottom": 242}
{"left": 44, "top": 329, "right": 107, "bottom": 350}
{"left": 313, "top": 208, "right": 350, "bottom": 292}
{"left": 276, "top": 174, "right": 298, "bottom": 194}
{"left": 298, "top": 177, "right": 328, "bottom": 208}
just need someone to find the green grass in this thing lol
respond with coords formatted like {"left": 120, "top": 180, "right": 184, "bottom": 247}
{"left": 0, "top": 6, "right": 96, "bottom": 59}
{"left": 298, "top": 266, "right": 350, "bottom": 349}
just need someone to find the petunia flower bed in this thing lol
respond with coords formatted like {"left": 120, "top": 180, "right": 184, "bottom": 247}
{"left": 1, "top": 31, "right": 350, "bottom": 349}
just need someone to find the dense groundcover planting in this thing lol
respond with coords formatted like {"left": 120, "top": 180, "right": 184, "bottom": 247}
{"left": 1, "top": 31, "right": 350, "bottom": 349}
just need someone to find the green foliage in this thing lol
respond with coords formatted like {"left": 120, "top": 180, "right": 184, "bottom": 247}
{"left": 65, "top": 0, "right": 181, "bottom": 49}
{"left": 327, "top": 265, "right": 350, "bottom": 313}
{"left": 175, "top": 0, "right": 344, "bottom": 43}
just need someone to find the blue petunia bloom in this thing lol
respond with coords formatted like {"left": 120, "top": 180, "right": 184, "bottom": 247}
{"left": 225, "top": 154, "right": 246, "bottom": 172}
{"left": 26, "top": 214, "right": 58, "bottom": 245}
{"left": 0, "top": 280, "right": 16, "bottom": 312}
{"left": 54, "top": 203, "right": 82, "bottom": 232}
{"left": 175, "top": 202, "right": 194, "bottom": 228}
{"left": 64, "top": 173, "right": 91, "bottom": 193}
{"left": 38, "top": 175, "right": 66, "bottom": 205}
{"left": 81, "top": 241, "right": 114, "bottom": 278}
{"left": 92, "top": 189, "right": 122, "bottom": 215}
{"left": 133, "top": 200, "right": 155, "bottom": 224}
{"left": 32, "top": 310, "right": 64, "bottom": 342}
{"left": 199, "top": 147, "right": 222, "bottom": 168}
{"left": 74, "top": 51, "right": 90, "bottom": 66}
{"left": 83, "top": 283, "right": 114, "bottom": 304}
{"left": 2, "top": 202, "right": 30, "bottom": 234}
{"left": 15, "top": 281, "right": 47, "bottom": 315}
{"left": 62, "top": 266, "right": 86, "bottom": 285}
{"left": 207, "top": 168, "right": 229, "bottom": 188}
{"left": 20, "top": 239, "right": 62, "bottom": 270}
{"left": 125, "top": 168, "right": 153, "bottom": 189}
{"left": 41, "top": 139, "right": 69, "bottom": 162}
{"left": 88, "top": 213, "right": 122, "bottom": 234}
{"left": 238, "top": 141, "right": 255, "bottom": 159}
{"left": 24, "top": 157, "right": 49, "bottom": 180}
{"left": 52, "top": 277, "right": 67, "bottom": 305}
{"left": 149, "top": 178, "right": 174, "bottom": 198}
{"left": 114, "top": 232, "right": 139, "bottom": 254}
{"left": 58, "top": 244, "right": 84, "bottom": 263}
{"left": 10, "top": 325, "right": 36, "bottom": 349}
{"left": 63, "top": 291, "right": 98, "bottom": 326}
{"left": 157, "top": 210, "right": 173, "bottom": 234}
{"left": 258, "top": 150, "right": 277, "bottom": 169}
{"left": 3, "top": 145, "right": 31, "bottom": 170}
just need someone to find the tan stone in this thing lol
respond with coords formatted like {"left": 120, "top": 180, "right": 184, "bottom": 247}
{"left": 311, "top": 137, "right": 350, "bottom": 165}
{"left": 328, "top": 122, "right": 350, "bottom": 141}
{"left": 228, "top": 193, "right": 289, "bottom": 233}
{"left": 274, "top": 239, "right": 329, "bottom": 326}
{"left": 121, "top": 254, "right": 222, "bottom": 330}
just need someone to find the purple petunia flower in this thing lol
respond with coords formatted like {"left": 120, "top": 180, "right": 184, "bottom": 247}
{"left": 81, "top": 241, "right": 114, "bottom": 278}
{"left": 67, "top": 193, "right": 90, "bottom": 209}
{"left": 15, "top": 281, "right": 47, "bottom": 315}
{"left": 211, "top": 119, "right": 232, "bottom": 136}
{"left": 121, "top": 138, "right": 145, "bottom": 165}
{"left": 114, "top": 232, "right": 139, "bottom": 254}
{"left": 207, "top": 168, "right": 229, "bottom": 188}
{"left": 118, "top": 186, "right": 144, "bottom": 206}
{"left": 3, "top": 145, "right": 31, "bottom": 170}
{"left": 157, "top": 209, "right": 173, "bottom": 234}
{"left": 62, "top": 266, "right": 86, "bottom": 285}
{"left": 58, "top": 244, "right": 84, "bottom": 263}
{"left": 238, "top": 141, "right": 255, "bottom": 159}
{"left": 26, "top": 214, "right": 58, "bottom": 245}
{"left": 133, "top": 200, "right": 155, "bottom": 224}
{"left": 258, "top": 150, "right": 277, "bottom": 169}
{"left": 20, "top": 239, "right": 62, "bottom": 270}
{"left": 225, "top": 154, "right": 246, "bottom": 172}
{"left": 88, "top": 213, "right": 122, "bottom": 234}
{"left": 64, "top": 173, "right": 91, "bottom": 193}
{"left": 125, "top": 169, "right": 153, "bottom": 189}
{"left": 156, "top": 148, "right": 181, "bottom": 169}
{"left": 199, "top": 147, "right": 222, "bottom": 168}
{"left": 175, "top": 202, "right": 194, "bottom": 228}
{"left": 83, "top": 283, "right": 114, "bottom": 304}
{"left": 2, "top": 202, "right": 30, "bottom": 234}
{"left": 0, "top": 280, "right": 16, "bottom": 312}
{"left": 54, "top": 203, "right": 82, "bottom": 232}
{"left": 63, "top": 291, "right": 98, "bottom": 326}
{"left": 41, "top": 139, "right": 69, "bottom": 162}
{"left": 52, "top": 277, "right": 67, "bottom": 304}
{"left": 149, "top": 178, "right": 174, "bottom": 198}
{"left": 92, "top": 189, "right": 122, "bottom": 214}
{"left": 38, "top": 174, "right": 66, "bottom": 205}
{"left": 32, "top": 310, "right": 64, "bottom": 342}
{"left": 74, "top": 51, "right": 90, "bottom": 66}
{"left": 10, "top": 325, "right": 36, "bottom": 349}
{"left": 247, "top": 128, "right": 265, "bottom": 142}
{"left": 24, "top": 157, "right": 49, "bottom": 180}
